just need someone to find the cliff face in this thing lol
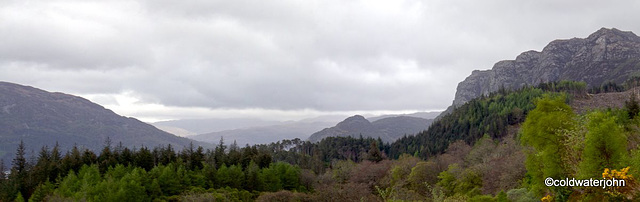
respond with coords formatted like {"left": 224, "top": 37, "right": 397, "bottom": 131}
{"left": 452, "top": 28, "right": 640, "bottom": 108}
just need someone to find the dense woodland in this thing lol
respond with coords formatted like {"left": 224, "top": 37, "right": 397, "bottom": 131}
{"left": 3, "top": 80, "right": 640, "bottom": 201}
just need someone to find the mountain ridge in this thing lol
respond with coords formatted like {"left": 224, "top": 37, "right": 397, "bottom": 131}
{"left": 0, "top": 81, "right": 204, "bottom": 162}
{"left": 307, "top": 115, "right": 433, "bottom": 143}
{"left": 446, "top": 28, "right": 640, "bottom": 116}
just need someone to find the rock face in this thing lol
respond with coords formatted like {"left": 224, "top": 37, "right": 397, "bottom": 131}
{"left": 307, "top": 115, "right": 433, "bottom": 143}
{"left": 452, "top": 28, "right": 640, "bottom": 108}
{"left": 0, "top": 81, "right": 202, "bottom": 162}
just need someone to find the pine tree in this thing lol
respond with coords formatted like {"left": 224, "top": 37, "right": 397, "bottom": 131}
{"left": 11, "top": 141, "right": 30, "bottom": 199}
{"left": 625, "top": 93, "right": 640, "bottom": 119}
{"left": 367, "top": 141, "right": 384, "bottom": 163}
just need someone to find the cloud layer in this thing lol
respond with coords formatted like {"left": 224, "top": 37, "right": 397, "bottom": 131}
{"left": 1, "top": 0, "right": 639, "bottom": 121}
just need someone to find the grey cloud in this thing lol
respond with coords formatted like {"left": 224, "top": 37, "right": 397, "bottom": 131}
{"left": 1, "top": 0, "right": 640, "bottom": 117}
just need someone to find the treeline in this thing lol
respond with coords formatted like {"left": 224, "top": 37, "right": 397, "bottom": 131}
{"left": 588, "top": 76, "right": 640, "bottom": 94}
{"left": 0, "top": 139, "right": 306, "bottom": 201}
{"left": 0, "top": 135, "right": 390, "bottom": 201}
{"left": 5, "top": 79, "right": 640, "bottom": 201}
{"left": 388, "top": 81, "right": 590, "bottom": 159}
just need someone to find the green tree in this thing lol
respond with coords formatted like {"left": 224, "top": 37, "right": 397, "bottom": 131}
{"left": 367, "top": 141, "right": 384, "bottom": 163}
{"left": 579, "top": 111, "right": 628, "bottom": 178}
{"left": 157, "top": 164, "right": 182, "bottom": 196}
{"left": 28, "top": 180, "right": 54, "bottom": 202}
{"left": 11, "top": 141, "right": 30, "bottom": 199}
{"left": 244, "top": 161, "right": 261, "bottom": 191}
{"left": 625, "top": 93, "right": 640, "bottom": 119}
{"left": 260, "top": 165, "right": 282, "bottom": 192}
{"left": 520, "top": 94, "right": 575, "bottom": 196}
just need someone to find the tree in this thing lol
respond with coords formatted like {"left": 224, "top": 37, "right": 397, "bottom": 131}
{"left": 135, "top": 146, "right": 154, "bottom": 171}
{"left": 520, "top": 94, "right": 575, "bottom": 196}
{"left": 367, "top": 141, "right": 384, "bottom": 163}
{"left": 244, "top": 161, "right": 261, "bottom": 191}
{"left": 625, "top": 93, "right": 640, "bottom": 119}
{"left": 214, "top": 137, "right": 227, "bottom": 168}
{"left": 260, "top": 165, "right": 282, "bottom": 192}
{"left": 11, "top": 140, "right": 30, "bottom": 199}
{"left": 60, "top": 145, "right": 83, "bottom": 174}
{"left": 579, "top": 111, "right": 628, "bottom": 178}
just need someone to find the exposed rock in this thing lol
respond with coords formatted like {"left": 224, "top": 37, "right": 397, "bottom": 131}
{"left": 450, "top": 28, "right": 640, "bottom": 112}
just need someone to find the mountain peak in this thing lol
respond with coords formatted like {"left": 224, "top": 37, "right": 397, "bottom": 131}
{"left": 587, "top": 27, "right": 640, "bottom": 42}
{"left": 336, "top": 115, "right": 371, "bottom": 130}
{"left": 307, "top": 114, "right": 433, "bottom": 143}
{"left": 446, "top": 28, "right": 640, "bottom": 117}
{"left": 342, "top": 115, "right": 368, "bottom": 122}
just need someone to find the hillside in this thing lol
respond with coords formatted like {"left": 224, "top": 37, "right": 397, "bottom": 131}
{"left": 0, "top": 81, "right": 201, "bottom": 162}
{"left": 189, "top": 121, "right": 335, "bottom": 146}
{"left": 152, "top": 118, "right": 286, "bottom": 136}
{"left": 307, "top": 115, "right": 433, "bottom": 143}
{"left": 444, "top": 28, "right": 640, "bottom": 117}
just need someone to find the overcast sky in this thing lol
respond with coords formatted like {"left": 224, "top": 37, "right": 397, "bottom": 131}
{"left": 1, "top": 0, "right": 639, "bottom": 122}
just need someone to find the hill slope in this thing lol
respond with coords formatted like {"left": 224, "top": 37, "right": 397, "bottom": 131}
{"left": 0, "top": 81, "right": 200, "bottom": 162}
{"left": 190, "top": 121, "right": 335, "bottom": 146}
{"left": 307, "top": 115, "right": 433, "bottom": 143}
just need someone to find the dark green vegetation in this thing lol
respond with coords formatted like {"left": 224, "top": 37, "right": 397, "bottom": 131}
{"left": 389, "top": 81, "right": 587, "bottom": 159}
{"left": 4, "top": 81, "right": 640, "bottom": 201}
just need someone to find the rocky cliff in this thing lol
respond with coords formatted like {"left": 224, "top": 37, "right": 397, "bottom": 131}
{"left": 451, "top": 28, "right": 640, "bottom": 108}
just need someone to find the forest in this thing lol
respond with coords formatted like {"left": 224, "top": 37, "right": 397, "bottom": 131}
{"left": 2, "top": 80, "right": 640, "bottom": 201}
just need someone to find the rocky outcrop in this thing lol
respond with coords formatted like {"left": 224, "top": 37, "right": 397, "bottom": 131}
{"left": 451, "top": 28, "right": 640, "bottom": 108}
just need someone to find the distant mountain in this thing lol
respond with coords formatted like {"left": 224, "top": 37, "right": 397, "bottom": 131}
{"left": 0, "top": 81, "right": 202, "bottom": 162}
{"left": 367, "top": 111, "right": 440, "bottom": 122}
{"left": 152, "top": 118, "right": 286, "bottom": 135}
{"left": 189, "top": 121, "right": 335, "bottom": 146}
{"left": 443, "top": 28, "right": 640, "bottom": 118}
{"left": 307, "top": 115, "right": 433, "bottom": 143}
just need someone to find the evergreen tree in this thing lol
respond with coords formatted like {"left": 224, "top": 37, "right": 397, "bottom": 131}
{"left": 367, "top": 141, "right": 384, "bottom": 163}
{"left": 135, "top": 146, "right": 154, "bottom": 171}
{"left": 625, "top": 93, "right": 640, "bottom": 119}
{"left": 214, "top": 137, "right": 227, "bottom": 168}
{"left": 11, "top": 141, "right": 30, "bottom": 199}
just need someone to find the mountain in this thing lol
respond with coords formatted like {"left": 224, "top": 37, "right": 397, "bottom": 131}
{"left": 189, "top": 121, "right": 335, "bottom": 146}
{"left": 367, "top": 111, "right": 441, "bottom": 122}
{"left": 0, "top": 81, "right": 201, "bottom": 162}
{"left": 447, "top": 28, "right": 640, "bottom": 115}
{"left": 307, "top": 115, "right": 433, "bottom": 143}
{"left": 152, "top": 118, "right": 285, "bottom": 135}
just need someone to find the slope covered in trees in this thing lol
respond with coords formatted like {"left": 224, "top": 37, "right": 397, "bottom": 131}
{"left": 4, "top": 81, "right": 640, "bottom": 201}
{"left": 389, "top": 81, "right": 587, "bottom": 159}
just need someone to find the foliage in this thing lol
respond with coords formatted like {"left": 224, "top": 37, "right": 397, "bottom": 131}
{"left": 579, "top": 111, "right": 628, "bottom": 179}
{"left": 3, "top": 80, "right": 640, "bottom": 201}
{"left": 390, "top": 84, "right": 561, "bottom": 159}
{"left": 520, "top": 94, "right": 575, "bottom": 195}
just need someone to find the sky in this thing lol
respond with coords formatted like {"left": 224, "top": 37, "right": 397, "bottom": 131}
{"left": 1, "top": 0, "right": 639, "bottom": 122}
